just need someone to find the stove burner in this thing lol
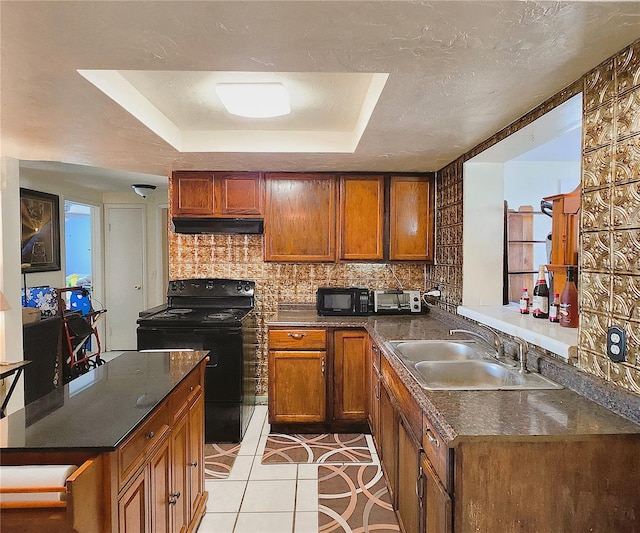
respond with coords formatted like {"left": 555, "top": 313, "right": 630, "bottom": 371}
{"left": 167, "top": 308, "right": 193, "bottom": 315}
{"left": 206, "top": 312, "right": 238, "bottom": 321}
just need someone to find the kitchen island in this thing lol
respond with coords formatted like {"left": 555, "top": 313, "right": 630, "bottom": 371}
{"left": 0, "top": 350, "right": 209, "bottom": 533}
{"left": 269, "top": 305, "right": 640, "bottom": 532}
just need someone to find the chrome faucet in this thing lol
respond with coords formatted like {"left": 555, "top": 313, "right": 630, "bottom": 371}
{"left": 449, "top": 324, "right": 505, "bottom": 361}
{"left": 513, "top": 337, "right": 529, "bottom": 373}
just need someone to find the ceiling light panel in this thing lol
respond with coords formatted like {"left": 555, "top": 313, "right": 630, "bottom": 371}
{"left": 215, "top": 83, "right": 291, "bottom": 118}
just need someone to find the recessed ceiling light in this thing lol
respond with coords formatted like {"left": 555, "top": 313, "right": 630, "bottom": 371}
{"left": 215, "top": 82, "right": 291, "bottom": 118}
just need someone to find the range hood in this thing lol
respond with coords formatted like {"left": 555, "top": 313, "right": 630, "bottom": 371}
{"left": 172, "top": 217, "right": 264, "bottom": 235}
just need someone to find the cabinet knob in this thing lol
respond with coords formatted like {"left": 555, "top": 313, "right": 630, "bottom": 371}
{"left": 189, "top": 386, "right": 194, "bottom": 392}
{"left": 190, "top": 461, "right": 198, "bottom": 467}
{"left": 425, "top": 426, "right": 439, "bottom": 447}
{"left": 168, "top": 491, "right": 181, "bottom": 505}
{"left": 288, "top": 333, "right": 306, "bottom": 339}
{"left": 147, "top": 431, "right": 155, "bottom": 440}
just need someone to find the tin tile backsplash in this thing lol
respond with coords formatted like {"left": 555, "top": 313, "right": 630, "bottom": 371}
{"left": 169, "top": 38, "right": 640, "bottom": 398}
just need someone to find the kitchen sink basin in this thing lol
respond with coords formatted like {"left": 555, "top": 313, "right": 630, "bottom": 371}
{"left": 410, "top": 360, "right": 563, "bottom": 391}
{"left": 386, "top": 340, "right": 483, "bottom": 362}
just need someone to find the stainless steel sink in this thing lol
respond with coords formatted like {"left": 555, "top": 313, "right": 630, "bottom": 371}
{"left": 386, "top": 339, "right": 563, "bottom": 391}
{"left": 411, "top": 360, "right": 563, "bottom": 390}
{"left": 386, "top": 340, "right": 482, "bottom": 362}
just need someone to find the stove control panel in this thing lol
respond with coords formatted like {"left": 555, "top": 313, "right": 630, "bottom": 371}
{"left": 167, "top": 278, "right": 255, "bottom": 297}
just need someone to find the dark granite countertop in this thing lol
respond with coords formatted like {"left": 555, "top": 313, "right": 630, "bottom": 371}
{"left": 0, "top": 351, "right": 208, "bottom": 452}
{"left": 269, "top": 306, "right": 640, "bottom": 446}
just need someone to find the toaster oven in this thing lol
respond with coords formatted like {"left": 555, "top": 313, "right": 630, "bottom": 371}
{"left": 373, "top": 290, "right": 421, "bottom": 314}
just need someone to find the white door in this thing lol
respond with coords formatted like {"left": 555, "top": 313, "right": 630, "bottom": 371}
{"left": 104, "top": 205, "right": 145, "bottom": 350}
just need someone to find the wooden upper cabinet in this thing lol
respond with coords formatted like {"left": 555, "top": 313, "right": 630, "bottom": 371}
{"left": 338, "top": 175, "right": 384, "bottom": 261}
{"left": 172, "top": 171, "right": 215, "bottom": 217}
{"left": 171, "top": 171, "right": 263, "bottom": 218}
{"left": 389, "top": 175, "right": 435, "bottom": 262}
{"left": 218, "top": 172, "right": 263, "bottom": 216}
{"left": 264, "top": 173, "right": 336, "bottom": 262}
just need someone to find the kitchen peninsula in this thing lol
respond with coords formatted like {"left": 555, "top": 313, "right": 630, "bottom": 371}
{"left": 0, "top": 351, "right": 209, "bottom": 533}
{"left": 268, "top": 305, "right": 640, "bottom": 532}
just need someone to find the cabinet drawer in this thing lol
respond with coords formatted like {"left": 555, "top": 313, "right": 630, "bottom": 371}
{"left": 269, "top": 329, "right": 327, "bottom": 350}
{"left": 118, "top": 402, "right": 170, "bottom": 490}
{"left": 169, "top": 369, "right": 202, "bottom": 421}
{"left": 422, "top": 414, "right": 450, "bottom": 490}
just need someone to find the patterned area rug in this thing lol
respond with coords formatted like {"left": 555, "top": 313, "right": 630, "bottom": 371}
{"left": 318, "top": 464, "right": 400, "bottom": 532}
{"left": 204, "top": 443, "right": 241, "bottom": 479}
{"left": 262, "top": 433, "right": 373, "bottom": 464}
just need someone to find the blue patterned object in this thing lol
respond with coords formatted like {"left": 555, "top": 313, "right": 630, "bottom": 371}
{"left": 22, "top": 286, "right": 58, "bottom": 317}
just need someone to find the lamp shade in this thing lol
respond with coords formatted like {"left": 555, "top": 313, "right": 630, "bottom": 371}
{"left": 0, "top": 290, "right": 10, "bottom": 311}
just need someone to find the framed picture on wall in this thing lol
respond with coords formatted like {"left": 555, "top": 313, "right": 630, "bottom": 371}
{"left": 20, "top": 188, "right": 61, "bottom": 273}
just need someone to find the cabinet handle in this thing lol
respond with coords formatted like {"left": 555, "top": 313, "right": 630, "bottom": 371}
{"left": 189, "top": 386, "right": 194, "bottom": 392}
{"left": 374, "top": 383, "right": 379, "bottom": 399}
{"left": 321, "top": 357, "right": 325, "bottom": 376}
{"left": 168, "top": 492, "right": 181, "bottom": 505}
{"left": 425, "top": 426, "right": 440, "bottom": 447}
{"left": 190, "top": 461, "right": 198, "bottom": 467}
{"left": 147, "top": 431, "right": 155, "bottom": 440}
{"left": 288, "top": 333, "right": 306, "bottom": 339}
{"left": 372, "top": 345, "right": 379, "bottom": 353}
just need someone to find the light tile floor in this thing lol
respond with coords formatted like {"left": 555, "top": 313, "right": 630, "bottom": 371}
{"left": 197, "top": 405, "right": 379, "bottom": 533}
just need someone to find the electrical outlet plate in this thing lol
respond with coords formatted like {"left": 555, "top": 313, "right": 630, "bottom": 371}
{"left": 607, "top": 326, "right": 627, "bottom": 363}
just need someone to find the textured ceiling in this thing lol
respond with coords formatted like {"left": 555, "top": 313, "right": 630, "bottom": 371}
{"left": 1, "top": 1, "right": 639, "bottom": 190}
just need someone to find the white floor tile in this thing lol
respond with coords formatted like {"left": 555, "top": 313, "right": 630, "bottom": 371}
{"left": 250, "top": 455, "right": 298, "bottom": 480}
{"left": 227, "top": 454, "right": 254, "bottom": 481}
{"left": 197, "top": 512, "right": 237, "bottom": 533}
{"left": 240, "top": 480, "right": 297, "bottom": 512}
{"left": 205, "top": 480, "right": 247, "bottom": 513}
{"left": 294, "top": 511, "right": 319, "bottom": 533}
{"left": 295, "top": 479, "right": 318, "bottom": 512}
{"left": 237, "top": 431, "right": 261, "bottom": 456}
{"left": 234, "top": 512, "right": 294, "bottom": 533}
{"left": 297, "top": 463, "right": 319, "bottom": 480}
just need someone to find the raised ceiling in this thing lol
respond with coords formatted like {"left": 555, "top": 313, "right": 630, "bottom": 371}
{"left": 1, "top": 1, "right": 639, "bottom": 189}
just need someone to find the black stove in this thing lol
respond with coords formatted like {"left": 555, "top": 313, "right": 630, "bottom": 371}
{"left": 136, "top": 278, "right": 257, "bottom": 443}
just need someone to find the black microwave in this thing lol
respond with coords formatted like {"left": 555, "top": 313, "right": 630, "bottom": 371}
{"left": 316, "top": 287, "right": 370, "bottom": 316}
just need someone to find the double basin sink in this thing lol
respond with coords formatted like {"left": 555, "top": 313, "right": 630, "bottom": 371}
{"left": 386, "top": 340, "right": 563, "bottom": 391}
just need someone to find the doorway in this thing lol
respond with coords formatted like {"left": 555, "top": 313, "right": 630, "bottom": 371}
{"left": 64, "top": 201, "right": 92, "bottom": 289}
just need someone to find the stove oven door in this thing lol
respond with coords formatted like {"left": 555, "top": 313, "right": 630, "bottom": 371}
{"left": 137, "top": 326, "right": 243, "bottom": 403}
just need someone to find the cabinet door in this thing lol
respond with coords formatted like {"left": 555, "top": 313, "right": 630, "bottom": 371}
{"left": 188, "top": 395, "right": 205, "bottom": 522}
{"left": 338, "top": 175, "right": 384, "bottom": 260}
{"left": 218, "top": 172, "right": 263, "bottom": 216}
{"left": 333, "top": 329, "right": 368, "bottom": 422}
{"left": 421, "top": 453, "right": 452, "bottom": 533}
{"left": 171, "top": 411, "right": 189, "bottom": 533}
{"left": 172, "top": 171, "right": 215, "bottom": 217}
{"left": 118, "top": 468, "right": 148, "bottom": 533}
{"left": 379, "top": 382, "right": 398, "bottom": 501}
{"left": 368, "top": 358, "right": 380, "bottom": 448}
{"left": 264, "top": 173, "right": 336, "bottom": 262}
{"left": 149, "top": 437, "right": 171, "bottom": 533}
{"left": 398, "top": 417, "right": 421, "bottom": 533}
{"left": 389, "top": 175, "right": 435, "bottom": 261}
{"left": 269, "top": 350, "right": 326, "bottom": 423}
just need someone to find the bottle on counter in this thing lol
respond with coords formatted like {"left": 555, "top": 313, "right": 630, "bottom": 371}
{"left": 532, "top": 265, "right": 549, "bottom": 319}
{"left": 519, "top": 288, "right": 530, "bottom": 314}
{"left": 559, "top": 266, "right": 579, "bottom": 328}
{"left": 549, "top": 293, "right": 560, "bottom": 323}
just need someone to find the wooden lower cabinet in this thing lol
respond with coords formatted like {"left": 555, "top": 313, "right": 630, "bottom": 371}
{"left": 118, "top": 469, "right": 147, "bottom": 533}
{"left": 269, "top": 350, "right": 327, "bottom": 423}
{"left": 378, "top": 381, "right": 398, "bottom": 501}
{"left": 117, "top": 370, "right": 206, "bottom": 533}
{"left": 397, "top": 417, "right": 421, "bottom": 533}
{"left": 268, "top": 327, "right": 368, "bottom": 430}
{"left": 333, "top": 330, "right": 368, "bottom": 421}
{"left": 420, "top": 453, "right": 452, "bottom": 533}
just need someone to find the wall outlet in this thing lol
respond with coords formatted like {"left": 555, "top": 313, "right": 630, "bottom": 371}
{"left": 607, "top": 326, "right": 627, "bottom": 363}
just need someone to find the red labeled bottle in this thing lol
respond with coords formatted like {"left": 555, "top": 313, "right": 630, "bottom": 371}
{"left": 549, "top": 293, "right": 560, "bottom": 323}
{"left": 559, "top": 266, "right": 579, "bottom": 328}
{"left": 519, "top": 288, "right": 530, "bottom": 314}
{"left": 532, "top": 265, "right": 549, "bottom": 319}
